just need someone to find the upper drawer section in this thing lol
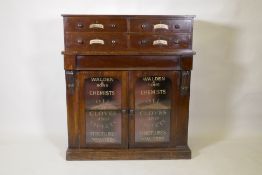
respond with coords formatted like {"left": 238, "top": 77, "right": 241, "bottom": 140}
{"left": 130, "top": 19, "right": 192, "bottom": 33}
{"left": 64, "top": 17, "right": 127, "bottom": 32}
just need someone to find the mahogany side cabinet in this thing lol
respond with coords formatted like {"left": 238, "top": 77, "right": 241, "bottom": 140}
{"left": 62, "top": 15, "right": 196, "bottom": 160}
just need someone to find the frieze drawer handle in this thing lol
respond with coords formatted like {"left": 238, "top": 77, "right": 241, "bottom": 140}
{"left": 89, "top": 39, "right": 105, "bottom": 45}
{"left": 153, "top": 39, "right": 168, "bottom": 46}
{"left": 153, "top": 23, "right": 169, "bottom": 30}
{"left": 89, "top": 23, "right": 104, "bottom": 29}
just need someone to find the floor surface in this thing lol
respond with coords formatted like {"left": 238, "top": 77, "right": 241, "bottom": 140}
{"left": 0, "top": 136, "right": 261, "bottom": 175}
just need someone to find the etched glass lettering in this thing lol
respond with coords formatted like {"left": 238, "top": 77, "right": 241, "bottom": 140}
{"left": 134, "top": 76, "right": 171, "bottom": 143}
{"left": 135, "top": 76, "right": 171, "bottom": 109}
{"left": 85, "top": 77, "right": 121, "bottom": 110}
{"left": 135, "top": 109, "right": 170, "bottom": 142}
{"left": 86, "top": 110, "right": 121, "bottom": 144}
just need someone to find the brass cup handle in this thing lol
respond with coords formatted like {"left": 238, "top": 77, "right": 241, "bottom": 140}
{"left": 153, "top": 39, "right": 168, "bottom": 46}
{"left": 89, "top": 39, "right": 105, "bottom": 45}
{"left": 89, "top": 23, "right": 104, "bottom": 29}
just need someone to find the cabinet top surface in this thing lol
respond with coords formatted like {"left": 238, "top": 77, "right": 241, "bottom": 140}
{"left": 62, "top": 14, "right": 196, "bottom": 18}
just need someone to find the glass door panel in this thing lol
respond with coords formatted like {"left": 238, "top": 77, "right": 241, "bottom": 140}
{"left": 79, "top": 71, "right": 128, "bottom": 148}
{"left": 129, "top": 71, "right": 176, "bottom": 147}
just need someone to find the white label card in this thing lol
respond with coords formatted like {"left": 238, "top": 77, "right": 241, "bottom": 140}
{"left": 153, "top": 40, "right": 168, "bottom": 46}
{"left": 153, "top": 24, "right": 169, "bottom": 30}
{"left": 89, "top": 23, "right": 104, "bottom": 29}
{"left": 90, "top": 39, "right": 105, "bottom": 45}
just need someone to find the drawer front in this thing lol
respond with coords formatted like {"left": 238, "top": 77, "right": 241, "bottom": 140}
{"left": 76, "top": 55, "right": 182, "bottom": 70}
{"left": 130, "top": 19, "right": 192, "bottom": 33}
{"left": 65, "top": 33, "right": 127, "bottom": 51}
{"left": 130, "top": 34, "right": 192, "bottom": 50}
{"left": 64, "top": 17, "right": 127, "bottom": 32}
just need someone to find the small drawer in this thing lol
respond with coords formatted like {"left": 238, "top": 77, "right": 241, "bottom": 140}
{"left": 130, "top": 34, "right": 192, "bottom": 50}
{"left": 130, "top": 19, "right": 192, "bottom": 33}
{"left": 65, "top": 33, "right": 127, "bottom": 51}
{"left": 64, "top": 17, "right": 127, "bottom": 32}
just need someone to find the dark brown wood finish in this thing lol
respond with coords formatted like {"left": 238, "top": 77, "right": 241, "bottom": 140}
{"left": 64, "top": 17, "right": 127, "bottom": 32}
{"left": 76, "top": 55, "right": 183, "bottom": 70}
{"left": 62, "top": 15, "right": 195, "bottom": 160}
{"left": 66, "top": 147, "right": 191, "bottom": 160}
{"left": 65, "top": 33, "right": 128, "bottom": 52}
{"left": 130, "top": 19, "right": 192, "bottom": 33}
{"left": 129, "top": 33, "right": 192, "bottom": 50}
{"left": 65, "top": 70, "right": 79, "bottom": 148}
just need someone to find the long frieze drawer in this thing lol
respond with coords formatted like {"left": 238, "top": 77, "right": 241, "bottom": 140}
{"left": 130, "top": 34, "right": 192, "bottom": 50}
{"left": 65, "top": 33, "right": 127, "bottom": 51}
{"left": 76, "top": 55, "right": 183, "bottom": 70}
{"left": 64, "top": 17, "right": 127, "bottom": 32}
{"left": 130, "top": 19, "right": 192, "bottom": 33}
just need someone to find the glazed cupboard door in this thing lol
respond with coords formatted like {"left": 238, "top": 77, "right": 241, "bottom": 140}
{"left": 129, "top": 71, "right": 179, "bottom": 148}
{"left": 78, "top": 71, "right": 128, "bottom": 148}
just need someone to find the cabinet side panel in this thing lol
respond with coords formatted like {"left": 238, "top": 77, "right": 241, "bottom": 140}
{"left": 176, "top": 71, "right": 191, "bottom": 146}
{"left": 64, "top": 55, "right": 76, "bottom": 70}
{"left": 65, "top": 70, "right": 79, "bottom": 148}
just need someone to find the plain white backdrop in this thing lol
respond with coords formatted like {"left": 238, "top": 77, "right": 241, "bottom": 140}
{"left": 0, "top": 0, "right": 261, "bottom": 175}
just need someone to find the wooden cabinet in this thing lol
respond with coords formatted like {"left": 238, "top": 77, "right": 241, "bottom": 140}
{"left": 62, "top": 15, "right": 196, "bottom": 160}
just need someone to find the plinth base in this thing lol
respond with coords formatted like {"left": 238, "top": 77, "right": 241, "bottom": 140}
{"left": 66, "top": 146, "right": 191, "bottom": 160}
